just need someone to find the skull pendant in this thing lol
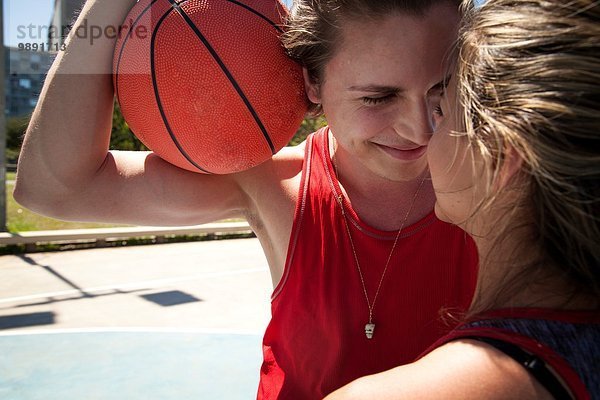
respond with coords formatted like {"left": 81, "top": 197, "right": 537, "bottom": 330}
{"left": 365, "top": 323, "right": 375, "bottom": 339}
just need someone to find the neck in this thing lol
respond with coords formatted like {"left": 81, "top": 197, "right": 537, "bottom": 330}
{"left": 470, "top": 212, "right": 591, "bottom": 312}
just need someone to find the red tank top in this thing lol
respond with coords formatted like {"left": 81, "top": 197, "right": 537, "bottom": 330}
{"left": 258, "top": 128, "right": 478, "bottom": 399}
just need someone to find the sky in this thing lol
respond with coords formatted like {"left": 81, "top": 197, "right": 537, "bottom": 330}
{"left": 4, "top": 0, "right": 55, "bottom": 47}
{"left": 3, "top": 0, "right": 294, "bottom": 47}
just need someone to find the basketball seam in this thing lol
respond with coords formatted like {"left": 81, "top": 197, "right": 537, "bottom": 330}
{"left": 117, "top": 0, "right": 285, "bottom": 173}
{"left": 167, "top": 0, "right": 277, "bottom": 155}
{"left": 151, "top": 4, "right": 214, "bottom": 174}
{"left": 224, "top": 0, "right": 284, "bottom": 33}
{"left": 114, "top": 0, "right": 161, "bottom": 115}
{"left": 115, "top": 0, "right": 212, "bottom": 173}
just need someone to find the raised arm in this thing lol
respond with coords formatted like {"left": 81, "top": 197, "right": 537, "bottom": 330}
{"left": 14, "top": 0, "right": 250, "bottom": 226}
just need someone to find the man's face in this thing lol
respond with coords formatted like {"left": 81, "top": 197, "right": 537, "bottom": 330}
{"left": 306, "top": 3, "right": 460, "bottom": 182}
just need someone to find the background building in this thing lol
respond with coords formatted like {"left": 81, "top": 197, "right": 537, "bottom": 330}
{"left": 48, "top": 0, "right": 86, "bottom": 47}
{"left": 4, "top": 47, "right": 55, "bottom": 118}
{"left": 4, "top": 0, "right": 85, "bottom": 118}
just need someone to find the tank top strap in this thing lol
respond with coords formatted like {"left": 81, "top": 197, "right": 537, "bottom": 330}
{"left": 272, "top": 127, "right": 329, "bottom": 299}
{"left": 426, "top": 311, "right": 600, "bottom": 400}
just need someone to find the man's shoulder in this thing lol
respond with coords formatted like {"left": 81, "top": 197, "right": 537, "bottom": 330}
{"left": 275, "top": 139, "right": 308, "bottom": 161}
{"left": 260, "top": 140, "right": 308, "bottom": 178}
{"left": 236, "top": 140, "right": 307, "bottom": 198}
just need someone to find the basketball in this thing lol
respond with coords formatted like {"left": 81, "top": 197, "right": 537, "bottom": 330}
{"left": 113, "top": 0, "right": 308, "bottom": 174}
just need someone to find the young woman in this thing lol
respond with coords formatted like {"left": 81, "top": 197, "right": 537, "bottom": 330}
{"left": 14, "top": 0, "right": 477, "bottom": 398}
{"left": 326, "top": 0, "right": 599, "bottom": 398}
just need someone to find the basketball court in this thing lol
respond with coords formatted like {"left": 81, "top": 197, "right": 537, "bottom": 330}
{"left": 0, "top": 238, "right": 272, "bottom": 399}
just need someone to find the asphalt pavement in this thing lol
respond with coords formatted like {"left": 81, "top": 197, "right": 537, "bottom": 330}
{"left": 0, "top": 238, "right": 273, "bottom": 399}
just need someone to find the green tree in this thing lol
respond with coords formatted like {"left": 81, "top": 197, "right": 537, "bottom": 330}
{"left": 111, "top": 101, "right": 148, "bottom": 151}
{"left": 5, "top": 116, "right": 29, "bottom": 164}
{"left": 288, "top": 114, "right": 327, "bottom": 146}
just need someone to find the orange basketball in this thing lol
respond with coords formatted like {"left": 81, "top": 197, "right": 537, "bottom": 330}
{"left": 113, "top": 0, "right": 308, "bottom": 174}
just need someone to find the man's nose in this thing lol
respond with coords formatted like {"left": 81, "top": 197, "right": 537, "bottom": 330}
{"left": 394, "top": 100, "right": 434, "bottom": 146}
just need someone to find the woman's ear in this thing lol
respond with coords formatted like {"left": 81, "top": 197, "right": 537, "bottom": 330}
{"left": 303, "top": 68, "right": 322, "bottom": 104}
{"left": 494, "top": 145, "right": 524, "bottom": 191}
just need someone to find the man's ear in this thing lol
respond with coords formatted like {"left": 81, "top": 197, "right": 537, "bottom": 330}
{"left": 494, "top": 145, "right": 524, "bottom": 191}
{"left": 303, "top": 68, "right": 321, "bottom": 104}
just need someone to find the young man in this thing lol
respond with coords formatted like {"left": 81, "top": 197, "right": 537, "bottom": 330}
{"left": 15, "top": 0, "right": 476, "bottom": 398}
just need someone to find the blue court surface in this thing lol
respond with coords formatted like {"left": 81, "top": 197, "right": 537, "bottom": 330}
{"left": 0, "top": 329, "right": 263, "bottom": 399}
{"left": 0, "top": 239, "right": 272, "bottom": 399}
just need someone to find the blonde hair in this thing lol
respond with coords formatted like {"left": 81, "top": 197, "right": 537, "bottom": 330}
{"left": 457, "top": 0, "right": 600, "bottom": 311}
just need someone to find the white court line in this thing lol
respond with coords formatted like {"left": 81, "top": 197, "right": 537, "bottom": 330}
{"left": 0, "top": 266, "right": 268, "bottom": 305}
{"left": 0, "top": 326, "right": 265, "bottom": 337}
